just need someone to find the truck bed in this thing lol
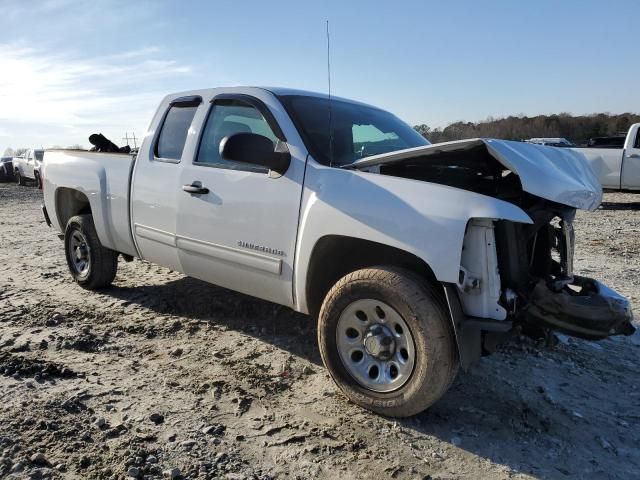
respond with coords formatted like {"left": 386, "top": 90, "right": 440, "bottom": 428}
{"left": 570, "top": 147, "right": 623, "bottom": 189}
{"left": 42, "top": 149, "right": 138, "bottom": 257}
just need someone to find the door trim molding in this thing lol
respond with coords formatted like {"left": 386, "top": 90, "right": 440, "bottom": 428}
{"left": 134, "top": 224, "right": 282, "bottom": 275}
{"left": 134, "top": 224, "right": 176, "bottom": 247}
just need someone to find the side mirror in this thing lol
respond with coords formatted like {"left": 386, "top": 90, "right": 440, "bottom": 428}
{"left": 219, "top": 132, "right": 290, "bottom": 175}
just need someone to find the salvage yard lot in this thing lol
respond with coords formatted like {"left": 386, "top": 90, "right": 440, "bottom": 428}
{"left": 1, "top": 182, "right": 639, "bottom": 480}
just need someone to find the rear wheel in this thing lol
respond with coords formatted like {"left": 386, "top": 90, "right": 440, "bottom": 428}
{"left": 64, "top": 215, "right": 118, "bottom": 289}
{"left": 318, "top": 266, "right": 459, "bottom": 417}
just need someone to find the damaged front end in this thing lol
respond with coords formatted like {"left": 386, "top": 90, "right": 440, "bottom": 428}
{"left": 495, "top": 205, "right": 635, "bottom": 341}
{"left": 348, "top": 138, "right": 635, "bottom": 355}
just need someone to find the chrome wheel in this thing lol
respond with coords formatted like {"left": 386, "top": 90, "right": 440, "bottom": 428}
{"left": 336, "top": 299, "right": 415, "bottom": 393}
{"left": 68, "top": 230, "right": 91, "bottom": 277}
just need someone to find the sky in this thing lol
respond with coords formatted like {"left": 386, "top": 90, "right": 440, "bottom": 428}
{"left": 0, "top": 0, "right": 638, "bottom": 154}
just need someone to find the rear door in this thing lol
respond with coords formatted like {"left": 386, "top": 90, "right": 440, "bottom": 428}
{"left": 175, "top": 93, "right": 306, "bottom": 306}
{"left": 621, "top": 125, "right": 640, "bottom": 189}
{"left": 130, "top": 96, "right": 201, "bottom": 271}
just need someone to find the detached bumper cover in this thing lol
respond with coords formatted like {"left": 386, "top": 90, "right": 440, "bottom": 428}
{"left": 525, "top": 276, "right": 635, "bottom": 340}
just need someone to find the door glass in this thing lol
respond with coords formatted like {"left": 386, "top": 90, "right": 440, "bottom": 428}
{"left": 196, "top": 101, "right": 277, "bottom": 171}
{"left": 155, "top": 104, "right": 198, "bottom": 161}
{"left": 635, "top": 129, "right": 640, "bottom": 149}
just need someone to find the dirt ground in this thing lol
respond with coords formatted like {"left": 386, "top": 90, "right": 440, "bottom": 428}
{"left": 0, "top": 181, "right": 639, "bottom": 480}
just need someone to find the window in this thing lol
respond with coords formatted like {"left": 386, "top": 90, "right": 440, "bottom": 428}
{"left": 635, "top": 129, "right": 640, "bottom": 149}
{"left": 196, "top": 100, "right": 278, "bottom": 172}
{"left": 155, "top": 104, "right": 198, "bottom": 161}
{"left": 277, "top": 94, "right": 429, "bottom": 166}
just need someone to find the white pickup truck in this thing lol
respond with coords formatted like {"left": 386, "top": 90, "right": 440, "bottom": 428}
{"left": 41, "top": 87, "right": 635, "bottom": 417}
{"left": 13, "top": 148, "right": 45, "bottom": 187}
{"left": 571, "top": 123, "right": 640, "bottom": 190}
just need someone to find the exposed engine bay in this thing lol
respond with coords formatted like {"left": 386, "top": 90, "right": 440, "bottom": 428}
{"left": 350, "top": 140, "right": 635, "bottom": 345}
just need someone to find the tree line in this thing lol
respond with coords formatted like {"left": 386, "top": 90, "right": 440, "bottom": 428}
{"left": 414, "top": 112, "right": 640, "bottom": 145}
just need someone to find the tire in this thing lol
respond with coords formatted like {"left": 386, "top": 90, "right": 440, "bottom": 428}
{"left": 64, "top": 214, "right": 118, "bottom": 289}
{"left": 318, "top": 266, "right": 459, "bottom": 417}
{"left": 35, "top": 172, "right": 42, "bottom": 189}
{"left": 16, "top": 171, "right": 25, "bottom": 186}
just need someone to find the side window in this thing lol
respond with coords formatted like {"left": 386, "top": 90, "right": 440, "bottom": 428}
{"left": 635, "top": 128, "right": 640, "bottom": 149}
{"left": 155, "top": 104, "right": 198, "bottom": 161}
{"left": 196, "top": 100, "right": 278, "bottom": 171}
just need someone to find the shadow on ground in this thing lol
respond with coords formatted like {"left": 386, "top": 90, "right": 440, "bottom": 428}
{"left": 102, "top": 276, "right": 322, "bottom": 365}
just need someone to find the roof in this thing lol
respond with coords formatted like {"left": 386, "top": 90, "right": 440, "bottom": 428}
{"left": 259, "top": 87, "right": 379, "bottom": 109}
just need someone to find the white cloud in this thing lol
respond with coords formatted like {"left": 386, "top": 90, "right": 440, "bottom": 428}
{"left": 0, "top": 42, "right": 193, "bottom": 149}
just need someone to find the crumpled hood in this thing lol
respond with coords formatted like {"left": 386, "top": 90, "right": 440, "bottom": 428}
{"left": 348, "top": 138, "right": 603, "bottom": 211}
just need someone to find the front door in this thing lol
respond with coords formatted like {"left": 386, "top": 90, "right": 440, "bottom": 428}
{"left": 176, "top": 94, "right": 306, "bottom": 306}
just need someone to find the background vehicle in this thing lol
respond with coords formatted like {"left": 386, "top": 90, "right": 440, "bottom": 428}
{"left": 525, "top": 137, "right": 574, "bottom": 147}
{"left": 13, "top": 148, "right": 44, "bottom": 187}
{"left": 41, "top": 87, "right": 634, "bottom": 417}
{"left": 0, "top": 156, "right": 14, "bottom": 181}
{"left": 585, "top": 135, "right": 626, "bottom": 149}
{"left": 571, "top": 123, "right": 640, "bottom": 190}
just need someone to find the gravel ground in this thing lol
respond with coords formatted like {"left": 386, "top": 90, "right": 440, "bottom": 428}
{"left": 0, "top": 182, "right": 639, "bottom": 480}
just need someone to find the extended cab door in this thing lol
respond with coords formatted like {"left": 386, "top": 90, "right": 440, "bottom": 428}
{"left": 175, "top": 93, "right": 306, "bottom": 306}
{"left": 130, "top": 96, "right": 201, "bottom": 271}
{"left": 621, "top": 124, "right": 640, "bottom": 190}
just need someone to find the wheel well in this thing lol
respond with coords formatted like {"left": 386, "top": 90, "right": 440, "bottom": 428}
{"left": 56, "top": 188, "right": 92, "bottom": 228}
{"left": 305, "top": 235, "right": 441, "bottom": 317}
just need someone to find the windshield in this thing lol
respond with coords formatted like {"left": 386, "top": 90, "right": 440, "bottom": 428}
{"left": 278, "top": 95, "right": 429, "bottom": 166}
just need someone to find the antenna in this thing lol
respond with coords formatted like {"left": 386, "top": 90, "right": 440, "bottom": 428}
{"left": 326, "top": 20, "right": 334, "bottom": 166}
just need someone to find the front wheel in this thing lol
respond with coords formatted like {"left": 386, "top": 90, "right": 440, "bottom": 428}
{"left": 64, "top": 215, "right": 118, "bottom": 289}
{"left": 318, "top": 266, "right": 459, "bottom": 417}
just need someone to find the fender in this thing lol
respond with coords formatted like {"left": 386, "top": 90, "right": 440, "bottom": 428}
{"left": 293, "top": 161, "right": 533, "bottom": 314}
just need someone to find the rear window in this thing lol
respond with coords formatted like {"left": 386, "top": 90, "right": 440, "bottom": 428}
{"left": 155, "top": 104, "right": 198, "bottom": 161}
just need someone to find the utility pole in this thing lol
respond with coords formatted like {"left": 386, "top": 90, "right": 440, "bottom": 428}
{"left": 122, "top": 132, "right": 138, "bottom": 149}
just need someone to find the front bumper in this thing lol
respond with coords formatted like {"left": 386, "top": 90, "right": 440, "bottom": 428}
{"left": 525, "top": 276, "right": 635, "bottom": 340}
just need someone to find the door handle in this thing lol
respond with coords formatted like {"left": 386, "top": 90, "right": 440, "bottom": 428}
{"left": 182, "top": 183, "right": 209, "bottom": 194}
{"left": 627, "top": 153, "right": 640, "bottom": 159}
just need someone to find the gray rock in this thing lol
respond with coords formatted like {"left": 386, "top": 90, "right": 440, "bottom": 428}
{"left": 146, "top": 455, "right": 158, "bottom": 464}
{"left": 127, "top": 466, "right": 140, "bottom": 477}
{"left": 94, "top": 417, "right": 107, "bottom": 428}
{"left": 170, "top": 347, "right": 183, "bottom": 357}
{"left": 164, "top": 467, "right": 181, "bottom": 479}
{"left": 30, "top": 452, "right": 47, "bottom": 465}
{"left": 149, "top": 413, "right": 164, "bottom": 425}
{"left": 180, "top": 439, "right": 196, "bottom": 448}
{"left": 598, "top": 436, "right": 612, "bottom": 450}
